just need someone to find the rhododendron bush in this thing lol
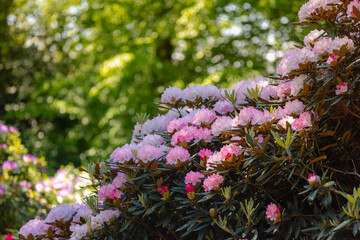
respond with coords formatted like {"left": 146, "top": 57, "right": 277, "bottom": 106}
{"left": 19, "top": 0, "right": 360, "bottom": 239}
{"left": 0, "top": 122, "right": 87, "bottom": 237}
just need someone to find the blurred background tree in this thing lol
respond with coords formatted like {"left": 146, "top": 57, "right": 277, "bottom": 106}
{"left": 0, "top": 0, "right": 307, "bottom": 172}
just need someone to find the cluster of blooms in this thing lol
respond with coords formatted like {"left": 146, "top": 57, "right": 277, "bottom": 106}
{"left": 18, "top": 203, "right": 120, "bottom": 240}
{"left": 18, "top": 0, "right": 360, "bottom": 238}
{"left": 0, "top": 122, "right": 88, "bottom": 236}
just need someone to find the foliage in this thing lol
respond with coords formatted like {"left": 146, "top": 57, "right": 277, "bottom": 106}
{"left": 18, "top": 0, "right": 360, "bottom": 239}
{"left": 0, "top": 0, "right": 307, "bottom": 170}
{"left": 0, "top": 122, "right": 87, "bottom": 237}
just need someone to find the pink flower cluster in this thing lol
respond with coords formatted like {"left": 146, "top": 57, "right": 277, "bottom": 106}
{"left": 335, "top": 83, "right": 348, "bottom": 95}
{"left": 298, "top": 0, "right": 341, "bottom": 21}
{"left": 203, "top": 173, "right": 224, "bottom": 192}
{"left": 98, "top": 184, "right": 123, "bottom": 201}
{"left": 184, "top": 171, "right": 205, "bottom": 185}
{"left": 347, "top": 1, "right": 360, "bottom": 17}
{"left": 266, "top": 203, "right": 281, "bottom": 222}
{"left": 231, "top": 107, "right": 273, "bottom": 126}
{"left": 166, "top": 146, "right": 190, "bottom": 165}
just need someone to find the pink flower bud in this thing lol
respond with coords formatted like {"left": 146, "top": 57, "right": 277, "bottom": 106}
{"left": 157, "top": 186, "right": 169, "bottom": 195}
{"left": 185, "top": 184, "right": 194, "bottom": 193}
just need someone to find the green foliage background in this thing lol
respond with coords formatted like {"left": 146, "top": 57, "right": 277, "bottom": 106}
{"left": 0, "top": 0, "right": 307, "bottom": 171}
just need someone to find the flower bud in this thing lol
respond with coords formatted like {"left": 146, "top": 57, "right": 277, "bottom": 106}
{"left": 209, "top": 208, "right": 217, "bottom": 218}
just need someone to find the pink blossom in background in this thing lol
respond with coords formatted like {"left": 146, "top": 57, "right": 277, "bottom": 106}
{"left": 110, "top": 145, "right": 135, "bottom": 163}
{"left": 308, "top": 173, "right": 320, "bottom": 185}
{"left": 112, "top": 172, "right": 128, "bottom": 188}
{"left": 4, "top": 234, "right": 15, "bottom": 240}
{"left": 327, "top": 54, "right": 339, "bottom": 65}
{"left": 0, "top": 143, "right": 7, "bottom": 149}
{"left": 198, "top": 149, "right": 213, "bottom": 161}
{"left": 18, "top": 219, "right": 48, "bottom": 238}
{"left": 2, "top": 161, "right": 18, "bottom": 171}
{"left": 0, "top": 187, "right": 5, "bottom": 195}
{"left": 203, "top": 173, "right": 224, "bottom": 192}
{"left": 266, "top": 203, "right": 280, "bottom": 222}
{"left": 98, "top": 184, "right": 123, "bottom": 201}
{"left": 213, "top": 100, "right": 234, "bottom": 115}
{"left": 211, "top": 116, "right": 233, "bottom": 136}
{"left": 166, "top": 146, "right": 190, "bottom": 165}
{"left": 35, "top": 181, "right": 52, "bottom": 192}
{"left": 347, "top": 1, "right": 360, "bottom": 17}
{"left": 157, "top": 186, "right": 169, "bottom": 195}
{"left": 20, "top": 180, "right": 31, "bottom": 188}
{"left": 192, "top": 108, "right": 217, "bottom": 125}
{"left": 9, "top": 127, "right": 18, "bottom": 133}
{"left": 23, "top": 153, "right": 37, "bottom": 163}
{"left": 335, "top": 82, "right": 348, "bottom": 95}
{"left": 136, "top": 145, "right": 162, "bottom": 163}
{"left": 283, "top": 99, "right": 306, "bottom": 116}
{"left": 184, "top": 171, "right": 205, "bottom": 185}
{"left": 0, "top": 124, "right": 8, "bottom": 132}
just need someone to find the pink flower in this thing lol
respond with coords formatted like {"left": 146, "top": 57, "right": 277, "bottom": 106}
{"left": 213, "top": 100, "right": 234, "bottom": 115}
{"left": 4, "top": 234, "right": 15, "bottom": 240}
{"left": 98, "top": 184, "right": 123, "bottom": 201}
{"left": 0, "top": 187, "right": 5, "bottom": 195}
{"left": 166, "top": 146, "right": 190, "bottom": 165}
{"left": 137, "top": 145, "right": 162, "bottom": 163}
{"left": 167, "top": 115, "right": 193, "bottom": 133}
{"left": 292, "top": 112, "right": 312, "bottom": 131}
{"left": 198, "top": 149, "right": 213, "bottom": 161}
{"left": 335, "top": 82, "right": 348, "bottom": 95}
{"left": 327, "top": 54, "right": 339, "bottom": 65}
{"left": 211, "top": 116, "right": 233, "bottom": 136}
{"left": 0, "top": 124, "right": 8, "bottom": 132}
{"left": 192, "top": 108, "right": 217, "bottom": 125}
{"left": 110, "top": 145, "right": 134, "bottom": 163}
{"left": 112, "top": 172, "right": 128, "bottom": 188}
{"left": 20, "top": 180, "right": 31, "bottom": 188}
{"left": 45, "top": 204, "right": 77, "bottom": 223}
{"left": 2, "top": 161, "right": 18, "bottom": 171}
{"left": 141, "top": 134, "right": 164, "bottom": 146}
{"left": 157, "top": 186, "right": 169, "bottom": 195}
{"left": 203, "top": 173, "right": 224, "bottom": 192}
{"left": 161, "top": 86, "right": 182, "bottom": 104}
{"left": 23, "top": 154, "right": 37, "bottom": 163}
{"left": 298, "top": 0, "right": 341, "bottom": 22}
{"left": 283, "top": 99, "right": 305, "bottom": 116}
{"left": 186, "top": 184, "right": 194, "bottom": 193}
{"left": 184, "top": 171, "right": 205, "bottom": 185}
{"left": 220, "top": 144, "right": 242, "bottom": 159}
{"left": 304, "top": 29, "right": 325, "bottom": 47}
{"left": 171, "top": 127, "right": 194, "bottom": 146}
{"left": 19, "top": 219, "right": 48, "bottom": 238}
{"left": 308, "top": 173, "right": 320, "bottom": 186}
{"left": 291, "top": 75, "right": 308, "bottom": 96}
{"left": 266, "top": 203, "right": 280, "bottom": 222}
{"left": 347, "top": 1, "right": 360, "bottom": 17}
{"left": 91, "top": 210, "right": 120, "bottom": 230}
{"left": 278, "top": 115, "right": 295, "bottom": 129}
{"left": 70, "top": 224, "right": 88, "bottom": 239}
{"left": 313, "top": 36, "right": 354, "bottom": 55}
{"left": 277, "top": 47, "right": 318, "bottom": 76}
{"left": 277, "top": 81, "right": 291, "bottom": 100}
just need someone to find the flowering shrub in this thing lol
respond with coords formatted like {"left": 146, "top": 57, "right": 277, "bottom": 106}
{"left": 19, "top": 0, "right": 360, "bottom": 239}
{"left": 0, "top": 122, "right": 87, "bottom": 237}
